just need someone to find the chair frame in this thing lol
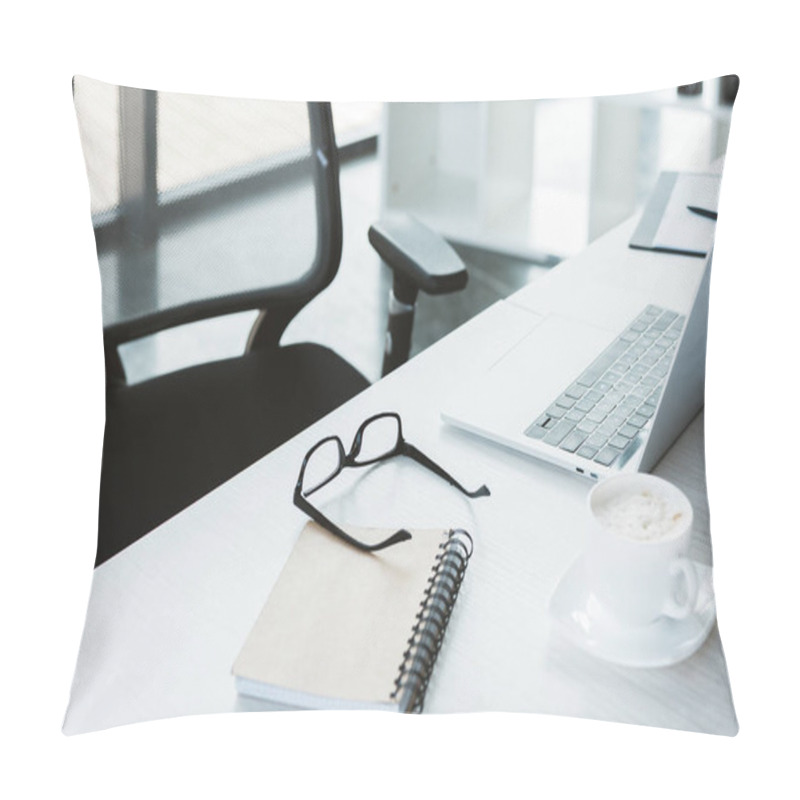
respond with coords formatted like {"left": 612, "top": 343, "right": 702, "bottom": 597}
{"left": 102, "top": 102, "right": 343, "bottom": 385}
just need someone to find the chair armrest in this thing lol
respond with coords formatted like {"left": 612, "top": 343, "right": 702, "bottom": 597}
{"left": 369, "top": 213, "right": 468, "bottom": 376}
{"left": 368, "top": 213, "right": 467, "bottom": 301}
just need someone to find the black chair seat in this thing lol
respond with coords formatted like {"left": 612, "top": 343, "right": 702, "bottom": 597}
{"left": 97, "top": 343, "right": 369, "bottom": 566}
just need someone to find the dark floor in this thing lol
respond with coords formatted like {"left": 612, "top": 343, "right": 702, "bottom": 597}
{"left": 117, "top": 152, "right": 553, "bottom": 386}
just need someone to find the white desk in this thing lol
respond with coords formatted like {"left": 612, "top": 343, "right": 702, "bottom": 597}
{"left": 64, "top": 217, "right": 736, "bottom": 735}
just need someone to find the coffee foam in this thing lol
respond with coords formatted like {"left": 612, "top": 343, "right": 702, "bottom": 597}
{"left": 595, "top": 489, "right": 685, "bottom": 541}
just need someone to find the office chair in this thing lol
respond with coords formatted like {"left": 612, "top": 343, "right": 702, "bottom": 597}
{"left": 74, "top": 82, "right": 467, "bottom": 566}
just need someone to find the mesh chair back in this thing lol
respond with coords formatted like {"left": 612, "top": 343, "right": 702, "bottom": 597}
{"left": 73, "top": 77, "right": 341, "bottom": 348}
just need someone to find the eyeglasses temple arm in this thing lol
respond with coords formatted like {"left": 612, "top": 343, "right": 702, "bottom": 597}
{"left": 401, "top": 443, "right": 490, "bottom": 498}
{"left": 294, "top": 493, "right": 412, "bottom": 552}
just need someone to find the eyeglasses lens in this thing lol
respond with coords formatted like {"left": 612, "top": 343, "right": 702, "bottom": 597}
{"left": 354, "top": 415, "right": 401, "bottom": 463}
{"left": 302, "top": 438, "right": 343, "bottom": 496}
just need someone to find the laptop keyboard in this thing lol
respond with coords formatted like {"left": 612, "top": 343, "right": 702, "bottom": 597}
{"left": 524, "top": 305, "right": 686, "bottom": 469}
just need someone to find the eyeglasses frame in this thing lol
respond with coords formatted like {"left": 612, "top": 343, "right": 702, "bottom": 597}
{"left": 293, "top": 412, "right": 490, "bottom": 552}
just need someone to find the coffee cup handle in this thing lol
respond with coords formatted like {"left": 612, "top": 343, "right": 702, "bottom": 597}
{"left": 662, "top": 557, "right": 698, "bottom": 620}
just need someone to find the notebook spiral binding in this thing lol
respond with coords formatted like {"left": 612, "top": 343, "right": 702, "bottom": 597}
{"left": 391, "top": 528, "right": 474, "bottom": 713}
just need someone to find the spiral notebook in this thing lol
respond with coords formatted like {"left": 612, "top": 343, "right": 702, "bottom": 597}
{"left": 232, "top": 522, "right": 473, "bottom": 713}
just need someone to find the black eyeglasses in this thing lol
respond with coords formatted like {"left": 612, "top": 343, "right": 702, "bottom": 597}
{"left": 294, "top": 412, "right": 490, "bottom": 552}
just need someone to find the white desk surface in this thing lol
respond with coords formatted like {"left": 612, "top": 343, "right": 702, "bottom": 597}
{"left": 64, "top": 217, "right": 736, "bottom": 735}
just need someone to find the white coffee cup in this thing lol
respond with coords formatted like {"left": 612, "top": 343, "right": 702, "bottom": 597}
{"left": 584, "top": 473, "right": 698, "bottom": 628}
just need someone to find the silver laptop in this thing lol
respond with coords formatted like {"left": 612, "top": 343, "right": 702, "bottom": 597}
{"left": 441, "top": 250, "right": 711, "bottom": 480}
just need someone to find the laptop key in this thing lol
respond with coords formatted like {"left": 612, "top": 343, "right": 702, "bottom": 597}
{"left": 651, "top": 363, "right": 670, "bottom": 378}
{"left": 555, "top": 394, "right": 576, "bottom": 409}
{"left": 658, "top": 309, "right": 679, "bottom": 325}
{"left": 564, "top": 383, "right": 586, "bottom": 399}
{"left": 586, "top": 408, "right": 607, "bottom": 424}
{"left": 585, "top": 433, "right": 608, "bottom": 450}
{"left": 609, "top": 434, "right": 630, "bottom": 450}
{"left": 606, "top": 412, "right": 627, "bottom": 428}
{"left": 525, "top": 424, "right": 547, "bottom": 439}
{"left": 594, "top": 447, "right": 619, "bottom": 466}
{"left": 576, "top": 444, "right": 599, "bottom": 460}
{"left": 559, "top": 431, "right": 587, "bottom": 453}
{"left": 525, "top": 412, "right": 560, "bottom": 438}
{"left": 596, "top": 415, "right": 617, "bottom": 431}
{"left": 543, "top": 420, "right": 575, "bottom": 446}
{"left": 577, "top": 370, "right": 600, "bottom": 388}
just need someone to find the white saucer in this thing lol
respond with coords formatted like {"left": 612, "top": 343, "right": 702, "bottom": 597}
{"left": 548, "top": 556, "right": 716, "bottom": 668}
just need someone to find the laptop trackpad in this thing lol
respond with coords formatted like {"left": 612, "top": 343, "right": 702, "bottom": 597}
{"left": 444, "top": 313, "right": 619, "bottom": 438}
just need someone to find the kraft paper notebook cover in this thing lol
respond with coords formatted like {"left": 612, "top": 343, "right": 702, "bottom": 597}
{"left": 232, "top": 523, "right": 473, "bottom": 713}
